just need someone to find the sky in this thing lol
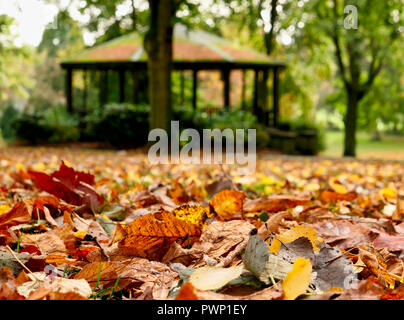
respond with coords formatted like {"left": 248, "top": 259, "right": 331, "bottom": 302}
{"left": 0, "top": 0, "right": 295, "bottom": 48}
{"left": 0, "top": 0, "right": 145, "bottom": 47}
{"left": 0, "top": 0, "right": 60, "bottom": 47}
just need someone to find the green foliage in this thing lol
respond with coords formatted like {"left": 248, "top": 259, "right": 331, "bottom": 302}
{"left": 0, "top": 15, "right": 35, "bottom": 106}
{"left": 173, "top": 108, "right": 270, "bottom": 148}
{"left": 84, "top": 103, "right": 150, "bottom": 147}
{"left": 13, "top": 106, "right": 80, "bottom": 143}
{"left": 0, "top": 105, "right": 19, "bottom": 141}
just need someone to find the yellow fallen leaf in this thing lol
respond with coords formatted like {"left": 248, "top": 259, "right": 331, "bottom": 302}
{"left": 329, "top": 176, "right": 348, "bottom": 194}
{"left": 74, "top": 230, "right": 88, "bottom": 240}
{"left": 282, "top": 257, "right": 312, "bottom": 300}
{"left": 172, "top": 204, "right": 209, "bottom": 229}
{"left": 269, "top": 224, "right": 323, "bottom": 254}
{"left": 0, "top": 204, "right": 11, "bottom": 216}
{"left": 15, "top": 162, "right": 25, "bottom": 171}
{"left": 380, "top": 187, "right": 397, "bottom": 201}
{"left": 33, "top": 162, "right": 46, "bottom": 171}
{"left": 189, "top": 265, "right": 244, "bottom": 291}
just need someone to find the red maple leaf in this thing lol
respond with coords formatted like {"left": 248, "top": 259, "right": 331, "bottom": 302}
{"left": 28, "top": 161, "right": 104, "bottom": 210}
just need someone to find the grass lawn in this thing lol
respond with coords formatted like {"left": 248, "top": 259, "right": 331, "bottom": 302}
{"left": 322, "top": 131, "right": 404, "bottom": 160}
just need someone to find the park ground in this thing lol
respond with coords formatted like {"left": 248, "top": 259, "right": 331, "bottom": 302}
{"left": 322, "top": 131, "right": 404, "bottom": 160}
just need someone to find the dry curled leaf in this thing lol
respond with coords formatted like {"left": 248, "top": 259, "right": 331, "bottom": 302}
{"left": 162, "top": 220, "right": 255, "bottom": 267}
{"left": 118, "top": 211, "right": 202, "bottom": 261}
{"left": 243, "top": 195, "right": 310, "bottom": 213}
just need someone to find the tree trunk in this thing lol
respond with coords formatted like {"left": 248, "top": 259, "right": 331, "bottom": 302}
{"left": 131, "top": 0, "right": 137, "bottom": 31}
{"left": 343, "top": 90, "right": 359, "bottom": 157}
{"left": 144, "top": 0, "right": 175, "bottom": 132}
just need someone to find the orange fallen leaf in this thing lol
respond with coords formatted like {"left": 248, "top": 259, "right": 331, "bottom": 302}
{"left": 210, "top": 189, "right": 246, "bottom": 220}
{"left": 320, "top": 190, "right": 357, "bottom": 203}
{"left": 118, "top": 211, "right": 202, "bottom": 261}
{"left": 175, "top": 282, "right": 199, "bottom": 300}
{"left": 0, "top": 199, "right": 33, "bottom": 230}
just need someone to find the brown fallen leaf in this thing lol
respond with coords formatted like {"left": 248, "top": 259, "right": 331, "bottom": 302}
{"left": 163, "top": 220, "right": 255, "bottom": 267}
{"left": 205, "top": 176, "right": 235, "bottom": 197}
{"left": 74, "top": 258, "right": 178, "bottom": 299}
{"left": 175, "top": 281, "right": 284, "bottom": 300}
{"left": 374, "top": 233, "right": 404, "bottom": 253}
{"left": 359, "top": 245, "right": 403, "bottom": 289}
{"left": 0, "top": 199, "right": 33, "bottom": 230}
{"left": 26, "top": 276, "right": 92, "bottom": 300}
{"left": 20, "top": 224, "right": 75, "bottom": 256}
{"left": 312, "top": 220, "right": 379, "bottom": 249}
{"left": 0, "top": 267, "right": 26, "bottom": 300}
{"left": 335, "top": 277, "right": 386, "bottom": 300}
{"left": 118, "top": 211, "right": 202, "bottom": 261}
{"left": 243, "top": 195, "right": 310, "bottom": 214}
{"left": 259, "top": 211, "right": 291, "bottom": 235}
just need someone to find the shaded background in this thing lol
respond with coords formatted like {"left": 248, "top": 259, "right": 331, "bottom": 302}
{"left": 0, "top": 0, "right": 403, "bottom": 159}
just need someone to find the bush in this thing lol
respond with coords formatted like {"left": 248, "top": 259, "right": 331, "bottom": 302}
{"left": 0, "top": 105, "right": 19, "bottom": 141}
{"left": 172, "top": 107, "right": 270, "bottom": 148}
{"left": 84, "top": 103, "right": 150, "bottom": 147}
{"left": 13, "top": 106, "right": 80, "bottom": 143}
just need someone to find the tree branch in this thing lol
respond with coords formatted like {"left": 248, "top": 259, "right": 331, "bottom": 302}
{"left": 331, "top": 0, "right": 349, "bottom": 89}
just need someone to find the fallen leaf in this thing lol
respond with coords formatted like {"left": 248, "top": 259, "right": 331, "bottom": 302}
{"left": 118, "top": 211, "right": 201, "bottom": 261}
{"left": 269, "top": 224, "right": 323, "bottom": 254}
{"left": 175, "top": 281, "right": 283, "bottom": 300}
{"left": 282, "top": 257, "right": 312, "bottom": 300}
{"left": 171, "top": 204, "right": 210, "bottom": 229}
{"left": 210, "top": 190, "right": 246, "bottom": 220}
{"left": 189, "top": 265, "right": 244, "bottom": 291}
{"left": 243, "top": 195, "right": 310, "bottom": 213}
{"left": 28, "top": 161, "right": 104, "bottom": 210}
{"left": 242, "top": 235, "right": 293, "bottom": 284}
{"left": 312, "top": 220, "right": 379, "bottom": 249}
{"left": 162, "top": 220, "right": 255, "bottom": 267}
{"left": 320, "top": 191, "right": 357, "bottom": 203}
{"left": 0, "top": 200, "right": 33, "bottom": 230}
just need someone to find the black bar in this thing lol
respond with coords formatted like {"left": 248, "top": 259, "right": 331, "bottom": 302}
{"left": 273, "top": 67, "right": 280, "bottom": 128}
{"left": 223, "top": 69, "right": 230, "bottom": 109}
{"left": 192, "top": 69, "right": 198, "bottom": 110}
{"left": 119, "top": 69, "right": 126, "bottom": 103}
{"left": 66, "top": 68, "right": 73, "bottom": 113}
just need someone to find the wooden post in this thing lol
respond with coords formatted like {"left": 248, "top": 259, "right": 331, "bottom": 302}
{"left": 180, "top": 71, "right": 185, "bottom": 106}
{"left": 222, "top": 69, "right": 230, "bottom": 109}
{"left": 132, "top": 71, "right": 139, "bottom": 104}
{"left": 82, "top": 70, "right": 87, "bottom": 111}
{"left": 119, "top": 69, "right": 126, "bottom": 103}
{"left": 241, "top": 69, "right": 246, "bottom": 110}
{"left": 273, "top": 67, "right": 280, "bottom": 128}
{"left": 99, "top": 70, "right": 109, "bottom": 107}
{"left": 261, "top": 69, "right": 269, "bottom": 125}
{"left": 192, "top": 69, "right": 198, "bottom": 110}
{"left": 253, "top": 69, "right": 259, "bottom": 117}
{"left": 66, "top": 68, "right": 73, "bottom": 113}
